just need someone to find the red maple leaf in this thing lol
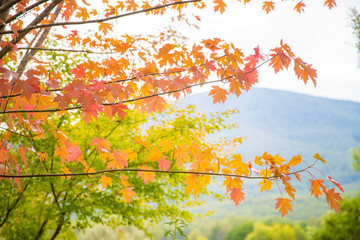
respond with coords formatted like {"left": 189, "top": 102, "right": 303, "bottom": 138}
{"left": 158, "top": 156, "right": 170, "bottom": 171}
{"left": 245, "top": 46, "right": 264, "bottom": 69}
{"left": 70, "top": 65, "right": 86, "bottom": 78}
{"left": 114, "top": 149, "right": 128, "bottom": 169}
{"left": 309, "top": 179, "right": 325, "bottom": 199}
{"left": 65, "top": 142, "right": 83, "bottom": 162}
{"left": 327, "top": 176, "right": 344, "bottom": 193}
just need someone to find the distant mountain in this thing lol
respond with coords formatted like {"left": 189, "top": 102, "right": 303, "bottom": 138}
{"left": 181, "top": 87, "right": 360, "bottom": 219}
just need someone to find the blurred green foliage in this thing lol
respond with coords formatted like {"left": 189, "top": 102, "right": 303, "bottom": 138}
{"left": 311, "top": 192, "right": 360, "bottom": 240}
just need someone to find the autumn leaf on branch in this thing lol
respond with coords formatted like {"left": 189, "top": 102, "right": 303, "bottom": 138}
{"left": 99, "top": 175, "right": 113, "bottom": 188}
{"left": 325, "top": 188, "right": 342, "bottom": 212}
{"left": 230, "top": 187, "right": 245, "bottom": 206}
{"left": 309, "top": 179, "right": 325, "bottom": 199}
{"left": 275, "top": 197, "right": 292, "bottom": 217}
{"left": 120, "top": 187, "right": 136, "bottom": 204}
{"left": 209, "top": 85, "right": 228, "bottom": 104}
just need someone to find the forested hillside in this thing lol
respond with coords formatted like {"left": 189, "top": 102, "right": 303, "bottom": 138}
{"left": 182, "top": 88, "right": 360, "bottom": 219}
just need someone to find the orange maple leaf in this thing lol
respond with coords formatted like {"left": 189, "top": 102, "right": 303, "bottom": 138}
{"left": 209, "top": 86, "right": 228, "bottom": 104}
{"left": 262, "top": 1, "right": 275, "bottom": 14}
{"left": 284, "top": 181, "right": 296, "bottom": 200}
{"left": 230, "top": 187, "right": 245, "bottom": 206}
{"left": 287, "top": 154, "right": 302, "bottom": 167}
{"left": 270, "top": 48, "right": 291, "bottom": 73}
{"left": 98, "top": 22, "right": 112, "bottom": 35}
{"left": 185, "top": 175, "right": 202, "bottom": 197}
{"left": 144, "top": 96, "right": 166, "bottom": 113}
{"left": 309, "top": 179, "right": 325, "bottom": 199}
{"left": 313, "top": 153, "right": 327, "bottom": 164}
{"left": 275, "top": 197, "right": 292, "bottom": 217}
{"left": 99, "top": 175, "right": 113, "bottom": 188}
{"left": 325, "top": 188, "right": 342, "bottom": 212}
{"left": 120, "top": 187, "right": 136, "bottom": 204}
{"left": 294, "top": 58, "right": 317, "bottom": 86}
{"left": 136, "top": 166, "right": 155, "bottom": 185}
{"left": 202, "top": 38, "right": 221, "bottom": 52}
{"left": 324, "top": 0, "right": 336, "bottom": 9}
{"left": 213, "top": 0, "right": 227, "bottom": 14}
{"left": 294, "top": 1, "right": 305, "bottom": 13}
{"left": 155, "top": 43, "right": 176, "bottom": 66}
{"left": 90, "top": 136, "right": 111, "bottom": 153}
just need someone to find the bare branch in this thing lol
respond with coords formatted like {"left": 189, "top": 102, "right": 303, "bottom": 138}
{"left": 0, "top": 0, "right": 22, "bottom": 15}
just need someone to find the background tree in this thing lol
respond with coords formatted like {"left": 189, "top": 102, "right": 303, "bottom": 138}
{"left": 351, "top": 8, "right": 360, "bottom": 54}
{"left": 311, "top": 192, "right": 360, "bottom": 240}
{"left": 311, "top": 146, "right": 360, "bottom": 240}
{"left": 0, "top": 0, "right": 342, "bottom": 238}
{"left": 350, "top": 145, "right": 360, "bottom": 172}
{"left": 225, "top": 221, "right": 254, "bottom": 240}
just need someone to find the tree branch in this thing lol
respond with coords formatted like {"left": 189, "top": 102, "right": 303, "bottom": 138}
{"left": 0, "top": 55, "right": 276, "bottom": 114}
{"left": 0, "top": 0, "right": 22, "bottom": 15}
{"left": 16, "top": 2, "right": 63, "bottom": 78}
{"left": 0, "top": 0, "right": 202, "bottom": 35}
{"left": 0, "top": 0, "right": 63, "bottom": 60}
{"left": 4, "top": 0, "right": 50, "bottom": 24}
{"left": 0, "top": 162, "right": 315, "bottom": 179}
{"left": 16, "top": 47, "right": 118, "bottom": 54}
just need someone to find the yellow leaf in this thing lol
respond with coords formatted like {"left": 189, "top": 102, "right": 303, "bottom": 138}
{"left": 313, "top": 153, "right": 327, "bottom": 164}
{"left": 148, "top": 147, "right": 162, "bottom": 162}
{"left": 159, "top": 140, "right": 173, "bottom": 153}
{"left": 136, "top": 166, "right": 155, "bottom": 185}
{"left": 98, "top": 22, "right": 112, "bottom": 35}
{"left": 288, "top": 154, "right": 302, "bottom": 167}
{"left": 120, "top": 188, "right": 136, "bottom": 204}
{"left": 60, "top": 167, "right": 71, "bottom": 179}
{"left": 99, "top": 175, "right": 113, "bottom": 188}
{"left": 259, "top": 179, "right": 272, "bottom": 192}
{"left": 254, "top": 155, "right": 263, "bottom": 166}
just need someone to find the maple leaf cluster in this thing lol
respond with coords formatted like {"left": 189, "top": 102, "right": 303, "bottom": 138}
{"left": 0, "top": 0, "right": 342, "bottom": 220}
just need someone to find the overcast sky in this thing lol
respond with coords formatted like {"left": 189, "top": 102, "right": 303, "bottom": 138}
{"left": 180, "top": 0, "right": 360, "bottom": 103}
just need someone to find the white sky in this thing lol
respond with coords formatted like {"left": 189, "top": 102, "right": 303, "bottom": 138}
{"left": 182, "top": 0, "right": 360, "bottom": 103}
{"left": 109, "top": 0, "right": 360, "bottom": 102}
